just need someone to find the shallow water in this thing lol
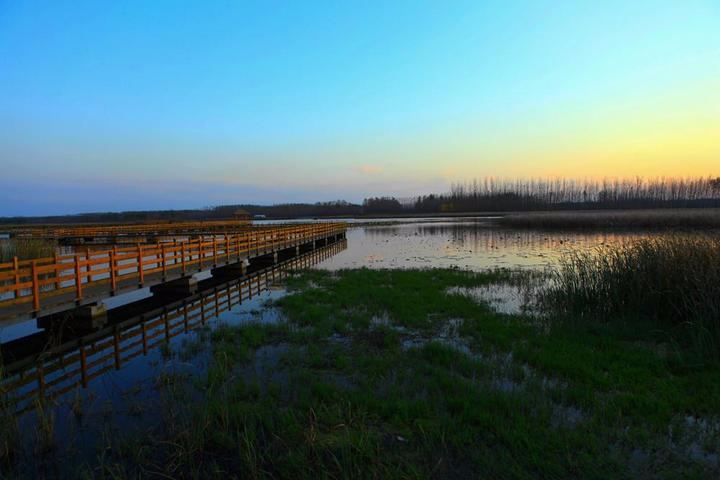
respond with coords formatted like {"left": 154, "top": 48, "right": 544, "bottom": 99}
{"left": 320, "top": 219, "right": 656, "bottom": 270}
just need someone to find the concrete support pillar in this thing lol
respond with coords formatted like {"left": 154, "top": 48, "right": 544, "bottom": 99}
{"left": 212, "top": 260, "right": 248, "bottom": 279}
{"left": 150, "top": 276, "right": 198, "bottom": 296}
{"left": 251, "top": 252, "right": 278, "bottom": 268}
{"left": 37, "top": 302, "right": 108, "bottom": 330}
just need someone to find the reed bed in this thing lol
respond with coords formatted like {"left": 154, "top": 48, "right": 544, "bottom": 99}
{"left": 0, "top": 238, "right": 56, "bottom": 262}
{"left": 498, "top": 208, "right": 720, "bottom": 229}
{"left": 543, "top": 235, "right": 720, "bottom": 359}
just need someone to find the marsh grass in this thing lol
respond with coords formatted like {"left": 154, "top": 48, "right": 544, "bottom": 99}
{"left": 3, "top": 269, "right": 720, "bottom": 478}
{"left": 498, "top": 208, "right": 720, "bottom": 229}
{"left": 543, "top": 236, "right": 720, "bottom": 360}
{"left": 118, "top": 270, "right": 719, "bottom": 477}
{"left": 0, "top": 237, "right": 56, "bottom": 262}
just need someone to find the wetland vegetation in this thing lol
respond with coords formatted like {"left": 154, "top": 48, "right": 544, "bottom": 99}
{"left": 0, "top": 238, "right": 56, "bottom": 263}
{"left": 1, "top": 220, "right": 719, "bottom": 478}
{"left": 543, "top": 236, "right": 720, "bottom": 360}
{"left": 3, "top": 261, "right": 719, "bottom": 478}
{"left": 497, "top": 209, "right": 720, "bottom": 229}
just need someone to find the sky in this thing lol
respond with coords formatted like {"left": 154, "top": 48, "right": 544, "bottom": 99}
{"left": 1, "top": 0, "right": 719, "bottom": 216}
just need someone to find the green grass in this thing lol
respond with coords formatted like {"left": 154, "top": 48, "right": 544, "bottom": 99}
{"left": 4, "top": 268, "right": 720, "bottom": 478}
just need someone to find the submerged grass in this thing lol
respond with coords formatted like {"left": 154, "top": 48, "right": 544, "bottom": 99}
{"left": 0, "top": 237, "right": 56, "bottom": 262}
{"left": 3, "top": 268, "right": 720, "bottom": 478}
{"left": 543, "top": 235, "right": 720, "bottom": 361}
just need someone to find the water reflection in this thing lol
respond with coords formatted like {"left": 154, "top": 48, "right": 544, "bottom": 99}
{"left": 322, "top": 221, "right": 664, "bottom": 270}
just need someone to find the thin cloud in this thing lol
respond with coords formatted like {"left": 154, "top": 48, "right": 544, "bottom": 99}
{"left": 356, "top": 164, "right": 383, "bottom": 175}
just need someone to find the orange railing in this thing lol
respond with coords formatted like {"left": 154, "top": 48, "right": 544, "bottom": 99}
{"left": 0, "top": 223, "right": 345, "bottom": 313}
{"left": 4, "top": 220, "right": 255, "bottom": 238}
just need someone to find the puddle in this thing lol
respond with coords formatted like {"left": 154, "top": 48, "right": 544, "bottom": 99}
{"left": 551, "top": 404, "right": 585, "bottom": 427}
{"left": 446, "top": 282, "right": 541, "bottom": 315}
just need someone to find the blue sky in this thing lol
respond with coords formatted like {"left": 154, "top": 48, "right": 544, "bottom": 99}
{"left": 1, "top": 1, "right": 719, "bottom": 215}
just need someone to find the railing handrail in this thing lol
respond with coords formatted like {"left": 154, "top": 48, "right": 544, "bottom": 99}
{"left": 0, "top": 222, "right": 346, "bottom": 314}
{"left": 5, "top": 219, "right": 254, "bottom": 238}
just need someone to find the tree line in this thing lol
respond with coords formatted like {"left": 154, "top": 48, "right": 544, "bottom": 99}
{"left": 414, "top": 176, "right": 720, "bottom": 213}
{"left": 2, "top": 177, "right": 719, "bottom": 224}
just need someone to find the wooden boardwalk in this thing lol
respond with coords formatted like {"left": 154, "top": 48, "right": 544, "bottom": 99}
{"left": 2, "top": 219, "right": 254, "bottom": 239}
{"left": 0, "top": 241, "right": 347, "bottom": 415}
{"left": 0, "top": 222, "right": 346, "bottom": 321}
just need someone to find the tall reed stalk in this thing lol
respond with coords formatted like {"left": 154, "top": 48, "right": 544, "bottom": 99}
{"left": 0, "top": 238, "right": 56, "bottom": 262}
{"left": 543, "top": 236, "right": 720, "bottom": 360}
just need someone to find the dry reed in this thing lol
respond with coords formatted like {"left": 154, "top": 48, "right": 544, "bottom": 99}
{"left": 499, "top": 208, "right": 720, "bottom": 229}
{"left": 0, "top": 238, "right": 56, "bottom": 262}
{"left": 543, "top": 235, "right": 720, "bottom": 359}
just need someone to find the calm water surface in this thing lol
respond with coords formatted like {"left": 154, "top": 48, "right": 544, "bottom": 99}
{"left": 321, "top": 218, "right": 655, "bottom": 270}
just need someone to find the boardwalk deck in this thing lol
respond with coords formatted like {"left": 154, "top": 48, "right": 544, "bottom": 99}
{"left": 0, "top": 223, "right": 346, "bottom": 321}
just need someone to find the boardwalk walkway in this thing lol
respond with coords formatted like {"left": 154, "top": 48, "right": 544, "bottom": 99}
{"left": 0, "top": 222, "right": 346, "bottom": 321}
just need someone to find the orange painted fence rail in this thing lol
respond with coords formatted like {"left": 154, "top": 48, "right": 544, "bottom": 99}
{"left": 4, "top": 220, "right": 255, "bottom": 238}
{"left": 0, "top": 223, "right": 346, "bottom": 314}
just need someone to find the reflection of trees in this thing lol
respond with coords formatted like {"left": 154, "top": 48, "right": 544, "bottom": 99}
{"left": 364, "top": 223, "right": 655, "bottom": 252}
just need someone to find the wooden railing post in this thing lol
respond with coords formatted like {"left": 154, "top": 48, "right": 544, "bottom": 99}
{"left": 212, "top": 236, "right": 218, "bottom": 266}
{"left": 161, "top": 243, "right": 167, "bottom": 280}
{"left": 31, "top": 260, "right": 40, "bottom": 312}
{"left": 74, "top": 255, "right": 83, "bottom": 302}
{"left": 109, "top": 250, "right": 117, "bottom": 294}
{"left": 53, "top": 252, "right": 60, "bottom": 290}
{"left": 137, "top": 245, "right": 144, "bottom": 286}
{"left": 12, "top": 256, "right": 19, "bottom": 299}
{"left": 199, "top": 236, "right": 204, "bottom": 271}
{"left": 155, "top": 242, "right": 161, "bottom": 275}
{"left": 181, "top": 241, "right": 187, "bottom": 275}
{"left": 85, "top": 247, "right": 92, "bottom": 282}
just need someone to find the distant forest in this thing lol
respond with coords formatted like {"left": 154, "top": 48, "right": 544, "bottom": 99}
{"left": 414, "top": 176, "right": 720, "bottom": 213}
{"left": 2, "top": 177, "right": 719, "bottom": 224}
